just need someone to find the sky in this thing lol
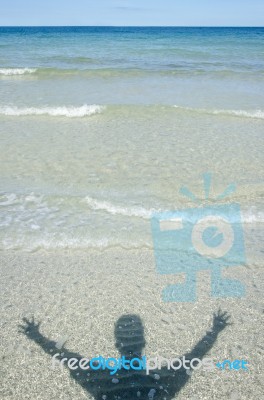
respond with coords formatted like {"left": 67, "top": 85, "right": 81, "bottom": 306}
{"left": 0, "top": 0, "right": 263, "bottom": 27}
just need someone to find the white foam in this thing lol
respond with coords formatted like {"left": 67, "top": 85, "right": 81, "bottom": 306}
{"left": 242, "top": 210, "right": 264, "bottom": 223}
{"left": 213, "top": 109, "right": 264, "bottom": 119}
{"left": 0, "top": 68, "right": 37, "bottom": 75}
{"left": 0, "top": 104, "right": 104, "bottom": 118}
{"left": 84, "top": 196, "right": 156, "bottom": 219}
{"left": 0, "top": 193, "right": 17, "bottom": 206}
{"left": 173, "top": 105, "right": 264, "bottom": 120}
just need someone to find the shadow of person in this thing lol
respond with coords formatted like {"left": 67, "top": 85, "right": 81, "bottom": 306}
{"left": 19, "top": 310, "right": 230, "bottom": 399}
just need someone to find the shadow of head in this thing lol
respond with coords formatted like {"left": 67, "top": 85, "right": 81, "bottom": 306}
{"left": 114, "top": 314, "right": 146, "bottom": 358}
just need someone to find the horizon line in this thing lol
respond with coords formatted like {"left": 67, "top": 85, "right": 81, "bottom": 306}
{"left": 0, "top": 25, "right": 263, "bottom": 28}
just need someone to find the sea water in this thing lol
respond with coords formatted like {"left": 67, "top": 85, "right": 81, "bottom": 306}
{"left": 0, "top": 27, "right": 263, "bottom": 251}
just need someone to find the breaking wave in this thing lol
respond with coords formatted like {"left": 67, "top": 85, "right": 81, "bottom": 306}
{"left": 173, "top": 105, "right": 264, "bottom": 120}
{"left": 0, "top": 104, "right": 104, "bottom": 118}
{"left": 84, "top": 196, "right": 157, "bottom": 219}
{"left": 0, "top": 68, "right": 37, "bottom": 75}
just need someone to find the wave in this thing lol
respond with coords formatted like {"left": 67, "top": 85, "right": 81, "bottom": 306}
{"left": 0, "top": 104, "right": 104, "bottom": 118}
{"left": 84, "top": 196, "right": 157, "bottom": 219}
{"left": 0, "top": 192, "right": 262, "bottom": 251}
{"left": 2, "top": 66, "right": 259, "bottom": 79}
{"left": 0, "top": 68, "right": 37, "bottom": 75}
{"left": 173, "top": 105, "right": 264, "bottom": 120}
{"left": 83, "top": 196, "right": 264, "bottom": 223}
{"left": 216, "top": 109, "right": 264, "bottom": 119}
{"left": 0, "top": 67, "right": 148, "bottom": 78}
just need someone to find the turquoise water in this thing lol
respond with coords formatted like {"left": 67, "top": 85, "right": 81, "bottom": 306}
{"left": 0, "top": 27, "right": 263, "bottom": 250}
{"left": 1, "top": 27, "right": 264, "bottom": 108}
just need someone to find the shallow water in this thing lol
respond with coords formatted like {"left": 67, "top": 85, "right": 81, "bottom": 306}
{"left": 0, "top": 27, "right": 263, "bottom": 251}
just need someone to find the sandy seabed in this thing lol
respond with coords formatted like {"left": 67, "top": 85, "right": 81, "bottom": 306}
{"left": 0, "top": 245, "right": 263, "bottom": 400}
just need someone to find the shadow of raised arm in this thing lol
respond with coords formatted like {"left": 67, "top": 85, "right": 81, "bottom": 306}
{"left": 184, "top": 309, "right": 231, "bottom": 361}
{"left": 157, "top": 309, "right": 232, "bottom": 399}
{"left": 19, "top": 317, "right": 101, "bottom": 397}
{"left": 19, "top": 317, "right": 82, "bottom": 361}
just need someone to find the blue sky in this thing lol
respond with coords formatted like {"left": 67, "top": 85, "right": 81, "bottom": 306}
{"left": 0, "top": 0, "right": 263, "bottom": 26}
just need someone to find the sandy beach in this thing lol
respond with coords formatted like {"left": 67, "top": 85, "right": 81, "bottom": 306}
{"left": 0, "top": 242, "right": 263, "bottom": 399}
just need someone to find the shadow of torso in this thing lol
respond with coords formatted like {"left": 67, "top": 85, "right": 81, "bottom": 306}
{"left": 70, "top": 363, "right": 188, "bottom": 400}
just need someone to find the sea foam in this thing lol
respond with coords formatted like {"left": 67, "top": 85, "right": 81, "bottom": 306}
{"left": 0, "top": 68, "right": 37, "bottom": 75}
{"left": 173, "top": 105, "right": 264, "bottom": 120}
{"left": 84, "top": 196, "right": 156, "bottom": 219}
{"left": 0, "top": 104, "right": 104, "bottom": 117}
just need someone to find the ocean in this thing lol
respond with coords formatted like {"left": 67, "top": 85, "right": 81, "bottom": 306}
{"left": 0, "top": 27, "right": 263, "bottom": 251}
